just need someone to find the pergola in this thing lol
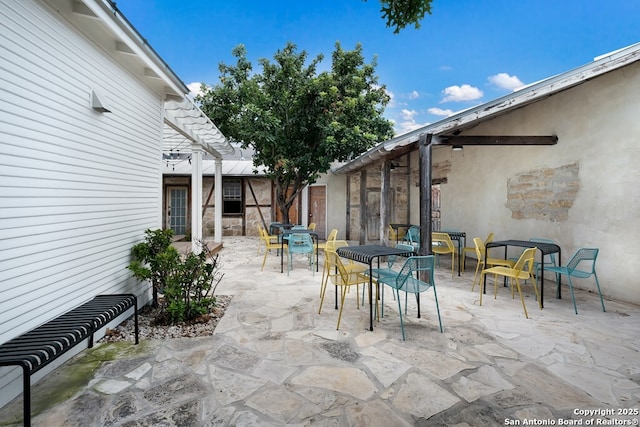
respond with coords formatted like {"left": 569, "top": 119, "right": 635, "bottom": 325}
{"left": 163, "top": 98, "right": 235, "bottom": 252}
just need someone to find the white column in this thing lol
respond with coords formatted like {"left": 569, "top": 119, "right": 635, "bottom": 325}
{"left": 191, "top": 144, "right": 203, "bottom": 253}
{"left": 214, "top": 157, "right": 223, "bottom": 243}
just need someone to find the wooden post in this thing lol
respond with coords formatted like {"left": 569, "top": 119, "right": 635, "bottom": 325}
{"left": 380, "top": 160, "right": 391, "bottom": 245}
{"left": 359, "top": 169, "right": 367, "bottom": 244}
{"left": 419, "top": 133, "right": 433, "bottom": 257}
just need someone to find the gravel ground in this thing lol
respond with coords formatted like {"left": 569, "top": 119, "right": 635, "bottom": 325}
{"left": 99, "top": 294, "right": 233, "bottom": 342}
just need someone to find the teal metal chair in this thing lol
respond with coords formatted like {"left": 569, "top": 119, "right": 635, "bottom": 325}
{"left": 377, "top": 255, "right": 443, "bottom": 340}
{"left": 287, "top": 233, "right": 315, "bottom": 276}
{"left": 366, "top": 243, "right": 415, "bottom": 311}
{"left": 545, "top": 248, "right": 605, "bottom": 314}
{"left": 402, "top": 226, "right": 420, "bottom": 250}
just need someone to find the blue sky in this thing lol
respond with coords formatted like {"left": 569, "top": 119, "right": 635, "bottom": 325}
{"left": 117, "top": 0, "right": 640, "bottom": 136}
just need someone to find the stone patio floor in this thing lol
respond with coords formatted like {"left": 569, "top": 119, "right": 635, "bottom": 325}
{"left": 1, "top": 236, "right": 639, "bottom": 426}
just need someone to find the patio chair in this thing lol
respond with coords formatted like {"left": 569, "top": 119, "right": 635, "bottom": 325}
{"left": 321, "top": 240, "right": 368, "bottom": 301}
{"left": 376, "top": 255, "right": 443, "bottom": 340}
{"left": 431, "top": 232, "right": 457, "bottom": 277}
{"left": 316, "top": 228, "right": 337, "bottom": 253}
{"left": 545, "top": 248, "right": 605, "bottom": 314}
{"left": 367, "top": 243, "right": 415, "bottom": 314}
{"left": 402, "top": 225, "right": 420, "bottom": 249}
{"left": 319, "top": 249, "right": 369, "bottom": 330}
{"left": 462, "top": 232, "right": 494, "bottom": 270}
{"left": 471, "top": 237, "right": 516, "bottom": 292}
{"left": 260, "top": 227, "right": 287, "bottom": 271}
{"left": 480, "top": 247, "right": 540, "bottom": 318}
{"left": 257, "top": 225, "right": 278, "bottom": 254}
{"left": 287, "top": 233, "right": 315, "bottom": 276}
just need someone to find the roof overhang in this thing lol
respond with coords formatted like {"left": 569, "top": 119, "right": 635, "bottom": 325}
{"left": 333, "top": 42, "right": 640, "bottom": 174}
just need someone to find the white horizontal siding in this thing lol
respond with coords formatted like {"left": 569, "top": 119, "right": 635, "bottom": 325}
{"left": 0, "top": 0, "right": 164, "bottom": 352}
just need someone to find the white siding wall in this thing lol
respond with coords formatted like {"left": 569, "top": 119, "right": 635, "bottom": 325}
{"left": 0, "top": 0, "right": 162, "bottom": 405}
{"left": 430, "top": 62, "right": 640, "bottom": 304}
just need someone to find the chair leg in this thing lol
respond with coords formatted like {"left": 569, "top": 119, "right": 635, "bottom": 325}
{"left": 336, "top": 285, "right": 349, "bottom": 330}
{"left": 261, "top": 249, "right": 268, "bottom": 271}
{"left": 567, "top": 276, "right": 578, "bottom": 315}
{"left": 433, "top": 287, "right": 443, "bottom": 333}
{"left": 514, "top": 278, "right": 529, "bottom": 319}
{"left": 593, "top": 272, "right": 606, "bottom": 312}
{"left": 395, "top": 288, "right": 405, "bottom": 340}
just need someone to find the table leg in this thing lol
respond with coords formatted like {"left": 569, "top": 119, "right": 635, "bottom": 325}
{"left": 368, "top": 262, "right": 374, "bottom": 331}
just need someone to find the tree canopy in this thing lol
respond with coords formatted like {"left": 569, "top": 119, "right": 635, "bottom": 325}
{"left": 373, "top": 0, "right": 434, "bottom": 33}
{"left": 197, "top": 42, "right": 394, "bottom": 223}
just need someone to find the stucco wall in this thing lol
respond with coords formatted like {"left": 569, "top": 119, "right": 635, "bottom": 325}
{"left": 431, "top": 62, "right": 640, "bottom": 303}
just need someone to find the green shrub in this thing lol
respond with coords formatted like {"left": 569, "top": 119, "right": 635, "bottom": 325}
{"left": 128, "top": 229, "right": 223, "bottom": 324}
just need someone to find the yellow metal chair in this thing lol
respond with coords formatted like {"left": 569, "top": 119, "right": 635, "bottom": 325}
{"left": 316, "top": 228, "right": 338, "bottom": 253}
{"left": 431, "top": 232, "right": 457, "bottom": 277}
{"left": 480, "top": 247, "right": 541, "bottom": 318}
{"left": 308, "top": 222, "right": 316, "bottom": 231}
{"left": 319, "top": 249, "right": 369, "bottom": 330}
{"left": 321, "top": 240, "right": 367, "bottom": 300}
{"left": 257, "top": 225, "right": 278, "bottom": 254}
{"left": 471, "top": 237, "right": 516, "bottom": 292}
{"left": 259, "top": 226, "right": 287, "bottom": 271}
{"left": 462, "top": 232, "right": 494, "bottom": 270}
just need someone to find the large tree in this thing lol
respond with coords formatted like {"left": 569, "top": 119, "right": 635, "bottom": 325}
{"left": 374, "top": 0, "right": 433, "bottom": 33}
{"left": 197, "top": 42, "right": 394, "bottom": 224}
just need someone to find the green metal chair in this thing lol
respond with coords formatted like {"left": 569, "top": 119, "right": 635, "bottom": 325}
{"left": 545, "top": 248, "right": 605, "bottom": 314}
{"left": 377, "top": 255, "right": 443, "bottom": 340}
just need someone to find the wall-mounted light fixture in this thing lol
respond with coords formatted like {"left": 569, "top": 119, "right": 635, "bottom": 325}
{"left": 452, "top": 145, "right": 463, "bottom": 151}
{"left": 91, "top": 90, "right": 111, "bottom": 113}
{"left": 389, "top": 162, "right": 409, "bottom": 170}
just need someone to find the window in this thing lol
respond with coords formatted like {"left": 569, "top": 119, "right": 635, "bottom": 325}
{"left": 223, "top": 178, "right": 243, "bottom": 214}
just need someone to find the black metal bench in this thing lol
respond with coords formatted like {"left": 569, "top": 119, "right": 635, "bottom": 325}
{"left": 0, "top": 294, "right": 139, "bottom": 426}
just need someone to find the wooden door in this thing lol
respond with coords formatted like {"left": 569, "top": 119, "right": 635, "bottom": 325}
{"left": 308, "top": 186, "right": 326, "bottom": 239}
{"left": 367, "top": 189, "right": 381, "bottom": 241}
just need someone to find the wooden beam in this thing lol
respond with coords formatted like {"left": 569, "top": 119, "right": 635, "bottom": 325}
{"left": 442, "top": 135, "right": 558, "bottom": 146}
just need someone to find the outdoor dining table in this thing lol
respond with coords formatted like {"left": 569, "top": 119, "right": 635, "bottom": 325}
{"left": 280, "top": 229, "right": 319, "bottom": 273}
{"left": 336, "top": 244, "right": 416, "bottom": 331}
{"left": 389, "top": 223, "right": 413, "bottom": 244}
{"left": 484, "top": 240, "right": 561, "bottom": 308}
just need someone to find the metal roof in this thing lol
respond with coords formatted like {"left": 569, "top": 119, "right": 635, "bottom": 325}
{"left": 333, "top": 42, "right": 640, "bottom": 174}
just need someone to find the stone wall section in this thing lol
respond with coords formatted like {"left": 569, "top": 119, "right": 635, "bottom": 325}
{"left": 505, "top": 162, "right": 579, "bottom": 222}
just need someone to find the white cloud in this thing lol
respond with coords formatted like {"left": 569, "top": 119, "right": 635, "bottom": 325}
{"left": 408, "top": 90, "right": 419, "bottom": 99}
{"left": 440, "top": 84, "right": 483, "bottom": 103}
{"left": 187, "top": 81, "right": 205, "bottom": 97}
{"left": 428, "top": 107, "right": 455, "bottom": 117}
{"left": 396, "top": 119, "right": 430, "bottom": 135}
{"left": 401, "top": 109, "right": 417, "bottom": 120}
{"left": 488, "top": 73, "right": 525, "bottom": 91}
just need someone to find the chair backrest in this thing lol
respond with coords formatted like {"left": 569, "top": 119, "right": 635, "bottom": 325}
{"left": 432, "top": 232, "right": 454, "bottom": 252}
{"left": 388, "top": 224, "right": 397, "bottom": 241}
{"left": 288, "top": 233, "right": 313, "bottom": 253}
{"left": 513, "top": 247, "right": 537, "bottom": 275}
{"left": 324, "top": 249, "right": 353, "bottom": 285}
{"left": 485, "top": 233, "right": 494, "bottom": 244}
{"left": 326, "top": 229, "right": 338, "bottom": 242}
{"left": 566, "top": 248, "right": 599, "bottom": 274}
{"left": 397, "top": 256, "right": 435, "bottom": 291}
{"left": 291, "top": 225, "right": 307, "bottom": 230}
{"left": 308, "top": 222, "right": 316, "bottom": 231}
{"left": 474, "top": 237, "right": 485, "bottom": 261}
{"left": 405, "top": 226, "right": 420, "bottom": 244}
{"left": 326, "top": 239, "right": 349, "bottom": 251}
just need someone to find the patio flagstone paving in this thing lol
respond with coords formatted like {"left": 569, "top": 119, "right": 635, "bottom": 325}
{"left": 1, "top": 236, "right": 639, "bottom": 426}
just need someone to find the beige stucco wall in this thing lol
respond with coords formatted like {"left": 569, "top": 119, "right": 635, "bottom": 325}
{"left": 314, "top": 169, "right": 350, "bottom": 240}
{"left": 427, "top": 62, "right": 640, "bottom": 304}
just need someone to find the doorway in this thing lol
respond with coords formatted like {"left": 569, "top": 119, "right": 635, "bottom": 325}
{"left": 167, "top": 186, "right": 188, "bottom": 235}
{"left": 308, "top": 185, "right": 327, "bottom": 239}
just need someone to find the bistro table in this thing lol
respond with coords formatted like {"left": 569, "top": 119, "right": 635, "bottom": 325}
{"left": 280, "top": 229, "right": 319, "bottom": 273}
{"left": 389, "top": 223, "right": 413, "bottom": 244}
{"left": 484, "top": 240, "right": 561, "bottom": 308}
{"left": 336, "top": 245, "right": 415, "bottom": 331}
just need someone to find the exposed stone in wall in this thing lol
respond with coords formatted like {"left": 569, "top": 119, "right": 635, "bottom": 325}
{"left": 505, "top": 162, "right": 579, "bottom": 222}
